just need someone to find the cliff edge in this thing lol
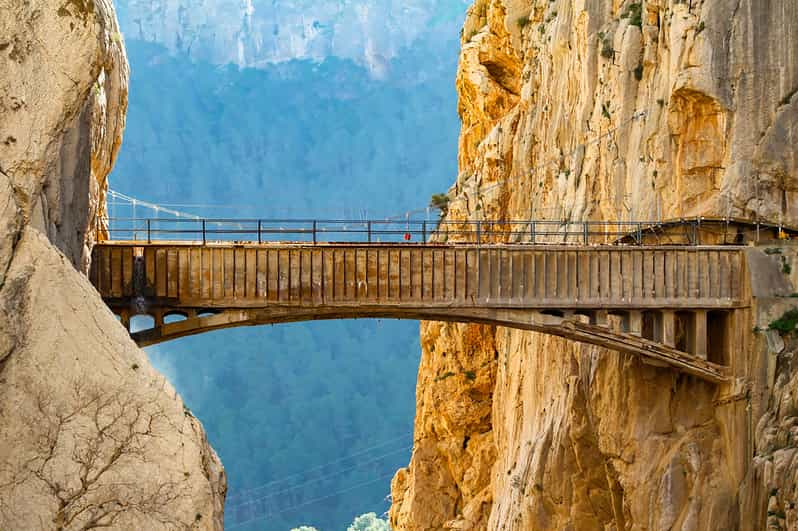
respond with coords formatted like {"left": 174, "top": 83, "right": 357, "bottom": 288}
{"left": 0, "top": 0, "right": 226, "bottom": 528}
{"left": 391, "top": 1, "right": 798, "bottom": 529}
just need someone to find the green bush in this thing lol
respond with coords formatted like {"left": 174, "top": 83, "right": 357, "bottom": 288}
{"left": 623, "top": 3, "right": 643, "bottom": 28}
{"left": 600, "top": 37, "right": 614, "bottom": 59}
{"left": 430, "top": 193, "right": 451, "bottom": 215}
{"left": 769, "top": 309, "right": 798, "bottom": 335}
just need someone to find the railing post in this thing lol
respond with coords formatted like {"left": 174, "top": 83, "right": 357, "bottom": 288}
{"left": 147, "top": 219, "right": 151, "bottom": 244}
{"left": 258, "top": 220, "right": 262, "bottom": 244}
{"left": 476, "top": 221, "right": 481, "bottom": 245}
{"left": 202, "top": 219, "right": 206, "bottom": 244}
{"left": 531, "top": 221, "right": 536, "bottom": 244}
{"left": 368, "top": 221, "right": 372, "bottom": 243}
{"left": 422, "top": 221, "right": 427, "bottom": 243}
{"left": 583, "top": 222, "right": 589, "bottom": 245}
{"left": 636, "top": 222, "right": 642, "bottom": 245}
{"left": 312, "top": 220, "right": 317, "bottom": 245}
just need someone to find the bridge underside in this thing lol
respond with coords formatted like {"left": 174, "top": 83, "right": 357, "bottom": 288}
{"left": 118, "top": 306, "right": 730, "bottom": 383}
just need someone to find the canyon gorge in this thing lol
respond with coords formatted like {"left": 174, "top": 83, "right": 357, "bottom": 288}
{"left": 1, "top": 0, "right": 797, "bottom": 529}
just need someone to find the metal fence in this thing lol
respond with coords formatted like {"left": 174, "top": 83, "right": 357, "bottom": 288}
{"left": 99, "top": 217, "right": 782, "bottom": 245}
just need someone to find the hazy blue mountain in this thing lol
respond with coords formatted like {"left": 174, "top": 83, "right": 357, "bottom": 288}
{"left": 110, "top": 4, "right": 465, "bottom": 529}
{"left": 116, "top": 0, "right": 468, "bottom": 75}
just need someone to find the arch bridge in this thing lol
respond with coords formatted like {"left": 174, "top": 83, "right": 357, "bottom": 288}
{"left": 85, "top": 217, "right": 770, "bottom": 385}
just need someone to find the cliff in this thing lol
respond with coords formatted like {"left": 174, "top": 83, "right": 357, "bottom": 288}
{"left": 116, "top": 0, "right": 467, "bottom": 75}
{"left": 0, "top": 0, "right": 226, "bottom": 528}
{"left": 391, "top": 0, "right": 798, "bottom": 529}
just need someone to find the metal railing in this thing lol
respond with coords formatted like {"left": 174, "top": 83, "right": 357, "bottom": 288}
{"left": 98, "top": 217, "right": 785, "bottom": 245}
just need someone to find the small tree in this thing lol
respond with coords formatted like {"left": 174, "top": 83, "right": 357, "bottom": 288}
{"left": 429, "top": 193, "right": 451, "bottom": 216}
{"left": 1, "top": 380, "right": 189, "bottom": 529}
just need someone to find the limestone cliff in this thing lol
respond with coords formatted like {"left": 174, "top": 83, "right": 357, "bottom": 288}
{"left": 391, "top": 1, "right": 798, "bottom": 529}
{"left": 0, "top": 0, "right": 225, "bottom": 528}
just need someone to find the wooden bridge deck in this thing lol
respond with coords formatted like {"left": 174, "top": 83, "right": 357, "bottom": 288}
{"left": 90, "top": 242, "right": 749, "bottom": 383}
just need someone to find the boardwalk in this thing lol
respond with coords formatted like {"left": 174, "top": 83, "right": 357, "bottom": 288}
{"left": 91, "top": 239, "right": 748, "bottom": 383}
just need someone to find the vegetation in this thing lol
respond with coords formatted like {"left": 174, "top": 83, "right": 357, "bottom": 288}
{"left": 117, "top": 35, "right": 461, "bottom": 530}
{"left": 768, "top": 308, "right": 798, "bottom": 335}
{"left": 517, "top": 15, "right": 530, "bottom": 28}
{"left": 429, "top": 193, "right": 451, "bottom": 215}
{"left": 623, "top": 3, "right": 643, "bottom": 28}
{"left": 600, "top": 35, "right": 614, "bottom": 59}
{"left": 348, "top": 512, "right": 391, "bottom": 531}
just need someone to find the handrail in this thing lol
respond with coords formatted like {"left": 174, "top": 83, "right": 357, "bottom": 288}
{"left": 98, "top": 216, "right": 797, "bottom": 246}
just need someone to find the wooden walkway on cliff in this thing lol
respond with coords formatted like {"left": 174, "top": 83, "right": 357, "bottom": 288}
{"left": 89, "top": 218, "right": 781, "bottom": 384}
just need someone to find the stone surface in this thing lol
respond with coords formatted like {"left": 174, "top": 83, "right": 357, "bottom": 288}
{"left": 0, "top": 230, "right": 226, "bottom": 529}
{"left": 391, "top": 0, "right": 798, "bottom": 529}
{"left": 0, "top": 0, "right": 226, "bottom": 528}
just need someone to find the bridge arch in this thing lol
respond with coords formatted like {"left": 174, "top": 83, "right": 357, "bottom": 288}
{"left": 91, "top": 241, "right": 746, "bottom": 384}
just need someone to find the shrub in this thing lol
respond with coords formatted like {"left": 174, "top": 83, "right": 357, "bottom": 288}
{"left": 517, "top": 16, "right": 530, "bottom": 28}
{"left": 429, "top": 193, "right": 451, "bottom": 215}
{"left": 600, "top": 36, "right": 614, "bottom": 59}
{"left": 623, "top": 3, "right": 643, "bottom": 28}
{"left": 769, "top": 308, "right": 798, "bottom": 335}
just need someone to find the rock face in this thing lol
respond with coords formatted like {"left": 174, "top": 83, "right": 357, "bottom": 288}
{"left": 0, "top": 0, "right": 226, "bottom": 528}
{"left": 391, "top": 0, "right": 798, "bottom": 529}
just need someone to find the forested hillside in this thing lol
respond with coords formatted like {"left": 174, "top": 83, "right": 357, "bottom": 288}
{"left": 112, "top": 20, "right": 463, "bottom": 528}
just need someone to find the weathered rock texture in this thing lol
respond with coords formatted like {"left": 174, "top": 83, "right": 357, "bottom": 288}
{"left": 392, "top": 0, "right": 798, "bottom": 529}
{"left": 0, "top": 0, "right": 226, "bottom": 528}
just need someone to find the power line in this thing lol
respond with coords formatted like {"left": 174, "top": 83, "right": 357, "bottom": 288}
{"left": 106, "top": 108, "right": 648, "bottom": 225}
{"left": 226, "top": 432, "right": 412, "bottom": 502}
{"left": 227, "top": 472, "right": 396, "bottom": 529}
{"left": 228, "top": 445, "right": 412, "bottom": 509}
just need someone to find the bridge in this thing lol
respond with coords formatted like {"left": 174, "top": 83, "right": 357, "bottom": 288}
{"left": 85, "top": 217, "right": 775, "bottom": 384}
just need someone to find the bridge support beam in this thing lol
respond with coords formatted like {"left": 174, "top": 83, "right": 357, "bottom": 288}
{"left": 693, "top": 310, "right": 708, "bottom": 360}
{"left": 628, "top": 311, "right": 642, "bottom": 337}
{"left": 661, "top": 311, "right": 676, "bottom": 348}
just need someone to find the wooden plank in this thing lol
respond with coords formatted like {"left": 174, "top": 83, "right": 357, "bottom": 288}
{"left": 110, "top": 247, "right": 122, "bottom": 297}
{"left": 621, "top": 251, "right": 632, "bottom": 302}
{"left": 156, "top": 248, "right": 167, "bottom": 298}
{"left": 246, "top": 249, "right": 257, "bottom": 299}
{"left": 589, "top": 251, "right": 600, "bottom": 301}
{"left": 289, "top": 249, "right": 300, "bottom": 301}
{"left": 422, "top": 249, "right": 433, "bottom": 300}
{"left": 323, "top": 248, "right": 335, "bottom": 303}
{"left": 301, "top": 248, "right": 313, "bottom": 301}
{"left": 699, "top": 251, "right": 710, "bottom": 299}
{"left": 688, "top": 250, "right": 699, "bottom": 298}
{"left": 267, "top": 249, "right": 279, "bottom": 302}
{"left": 665, "top": 250, "right": 676, "bottom": 299}
{"left": 167, "top": 249, "right": 178, "bottom": 298}
{"left": 610, "top": 251, "right": 622, "bottom": 300}
{"left": 145, "top": 247, "right": 156, "bottom": 295}
{"left": 201, "top": 248, "right": 211, "bottom": 299}
{"left": 178, "top": 248, "right": 191, "bottom": 299}
{"left": 524, "top": 251, "right": 535, "bottom": 301}
{"left": 310, "top": 247, "right": 324, "bottom": 304}
{"left": 444, "top": 249, "right": 455, "bottom": 301}
{"left": 655, "top": 251, "right": 666, "bottom": 299}
{"left": 234, "top": 248, "right": 246, "bottom": 299}
{"left": 278, "top": 249, "right": 291, "bottom": 301}
{"left": 122, "top": 247, "right": 134, "bottom": 296}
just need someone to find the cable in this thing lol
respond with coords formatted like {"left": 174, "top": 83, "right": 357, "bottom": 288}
{"left": 226, "top": 472, "right": 396, "bottom": 529}
{"left": 228, "top": 444, "right": 412, "bottom": 509}
{"left": 226, "top": 432, "right": 412, "bottom": 502}
{"left": 106, "top": 108, "right": 648, "bottom": 226}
